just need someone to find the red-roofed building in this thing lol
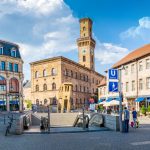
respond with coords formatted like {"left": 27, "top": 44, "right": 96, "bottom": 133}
{"left": 98, "top": 44, "right": 150, "bottom": 111}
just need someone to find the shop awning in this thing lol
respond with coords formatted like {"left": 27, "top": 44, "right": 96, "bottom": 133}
{"left": 106, "top": 97, "right": 113, "bottom": 102}
{"left": 115, "top": 97, "right": 121, "bottom": 101}
{"left": 0, "top": 101, "right": 6, "bottom": 105}
{"left": 9, "top": 100, "right": 19, "bottom": 105}
{"left": 98, "top": 98, "right": 105, "bottom": 103}
{"left": 135, "top": 97, "right": 145, "bottom": 102}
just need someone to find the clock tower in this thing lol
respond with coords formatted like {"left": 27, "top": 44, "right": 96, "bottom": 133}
{"left": 77, "top": 18, "right": 96, "bottom": 70}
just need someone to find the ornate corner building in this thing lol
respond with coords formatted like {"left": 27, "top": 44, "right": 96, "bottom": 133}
{"left": 30, "top": 18, "right": 104, "bottom": 112}
{"left": 0, "top": 40, "right": 24, "bottom": 111}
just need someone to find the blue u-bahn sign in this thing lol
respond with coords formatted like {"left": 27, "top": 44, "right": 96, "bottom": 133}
{"left": 108, "top": 82, "right": 119, "bottom": 92}
{"left": 108, "top": 69, "right": 118, "bottom": 80}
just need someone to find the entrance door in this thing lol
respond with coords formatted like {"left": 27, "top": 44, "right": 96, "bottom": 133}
{"left": 64, "top": 99, "right": 68, "bottom": 112}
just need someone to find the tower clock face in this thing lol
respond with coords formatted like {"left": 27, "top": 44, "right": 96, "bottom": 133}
{"left": 82, "top": 49, "right": 86, "bottom": 54}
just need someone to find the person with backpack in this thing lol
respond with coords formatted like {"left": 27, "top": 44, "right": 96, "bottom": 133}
{"left": 132, "top": 108, "right": 138, "bottom": 128}
{"left": 123, "top": 107, "right": 130, "bottom": 132}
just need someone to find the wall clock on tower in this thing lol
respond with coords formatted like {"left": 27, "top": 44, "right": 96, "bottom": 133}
{"left": 82, "top": 49, "right": 86, "bottom": 54}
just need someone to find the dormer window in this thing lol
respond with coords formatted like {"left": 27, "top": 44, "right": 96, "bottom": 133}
{"left": 0, "top": 47, "right": 3, "bottom": 55}
{"left": 11, "top": 49, "right": 16, "bottom": 57}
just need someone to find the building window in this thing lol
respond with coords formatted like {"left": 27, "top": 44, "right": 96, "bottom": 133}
{"left": 9, "top": 62, "right": 13, "bottom": 72}
{"left": 126, "top": 82, "right": 129, "bottom": 92}
{"left": 139, "top": 79, "right": 143, "bottom": 90}
{"left": 9, "top": 78, "right": 19, "bottom": 92}
{"left": 83, "top": 56, "right": 86, "bottom": 62}
{"left": 11, "top": 49, "right": 16, "bottom": 57}
{"left": 36, "top": 99, "right": 39, "bottom": 105}
{"left": 93, "top": 88, "right": 94, "bottom": 93}
{"left": 146, "top": 59, "right": 150, "bottom": 69}
{"left": 43, "top": 84, "right": 47, "bottom": 91}
{"left": 51, "top": 68, "right": 57, "bottom": 76}
{"left": 87, "top": 87, "right": 89, "bottom": 93}
{"left": 83, "top": 27, "right": 86, "bottom": 31}
{"left": 132, "top": 80, "right": 135, "bottom": 91}
{"left": 44, "top": 99, "right": 47, "bottom": 105}
{"left": 0, "top": 76, "right": 6, "bottom": 91}
{"left": 14, "top": 64, "right": 18, "bottom": 72}
{"left": 35, "top": 71, "right": 39, "bottom": 78}
{"left": 1, "top": 61, "right": 5, "bottom": 71}
{"left": 75, "top": 85, "right": 78, "bottom": 91}
{"left": 75, "top": 72, "right": 77, "bottom": 79}
{"left": 35, "top": 85, "right": 39, "bottom": 91}
{"left": 146, "top": 77, "right": 150, "bottom": 89}
{"left": 131, "top": 64, "right": 134, "bottom": 73}
{"left": 71, "top": 70, "right": 73, "bottom": 77}
{"left": 93, "top": 78, "right": 94, "bottom": 83}
{"left": 83, "top": 75, "right": 85, "bottom": 81}
{"left": 80, "top": 98, "right": 82, "bottom": 104}
{"left": 0, "top": 47, "right": 3, "bottom": 55}
{"left": 43, "top": 69, "right": 46, "bottom": 77}
{"left": 84, "top": 86, "right": 86, "bottom": 92}
{"left": 139, "top": 61, "right": 143, "bottom": 71}
{"left": 52, "top": 83, "right": 56, "bottom": 90}
{"left": 64, "top": 69, "right": 68, "bottom": 76}
{"left": 125, "top": 66, "right": 128, "bottom": 75}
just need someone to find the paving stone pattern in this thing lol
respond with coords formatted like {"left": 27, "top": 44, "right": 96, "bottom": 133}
{"left": 0, "top": 115, "right": 150, "bottom": 150}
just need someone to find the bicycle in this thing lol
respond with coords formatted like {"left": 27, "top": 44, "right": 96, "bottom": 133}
{"left": 5, "top": 115, "right": 15, "bottom": 136}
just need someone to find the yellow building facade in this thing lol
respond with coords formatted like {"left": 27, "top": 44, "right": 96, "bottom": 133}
{"left": 30, "top": 18, "right": 104, "bottom": 111}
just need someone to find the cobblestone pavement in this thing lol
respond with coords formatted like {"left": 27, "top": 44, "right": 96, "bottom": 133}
{"left": 0, "top": 115, "right": 150, "bottom": 150}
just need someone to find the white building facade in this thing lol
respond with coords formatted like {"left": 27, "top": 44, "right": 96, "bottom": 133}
{"left": 98, "top": 44, "right": 150, "bottom": 111}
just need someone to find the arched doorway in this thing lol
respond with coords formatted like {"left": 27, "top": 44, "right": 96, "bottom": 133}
{"left": 0, "top": 76, "right": 6, "bottom": 111}
{"left": 9, "top": 78, "right": 19, "bottom": 111}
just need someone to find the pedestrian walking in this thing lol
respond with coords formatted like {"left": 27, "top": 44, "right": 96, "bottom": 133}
{"left": 132, "top": 108, "right": 138, "bottom": 128}
{"left": 123, "top": 107, "right": 130, "bottom": 132}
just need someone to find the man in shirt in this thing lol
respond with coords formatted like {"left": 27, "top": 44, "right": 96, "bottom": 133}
{"left": 132, "top": 108, "right": 137, "bottom": 128}
{"left": 123, "top": 107, "right": 130, "bottom": 132}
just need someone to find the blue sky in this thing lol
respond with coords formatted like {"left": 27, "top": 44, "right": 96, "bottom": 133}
{"left": 0, "top": 0, "right": 150, "bottom": 80}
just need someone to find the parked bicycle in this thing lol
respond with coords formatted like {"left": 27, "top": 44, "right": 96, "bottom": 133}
{"left": 5, "top": 115, "right": 15, "bottom": 136}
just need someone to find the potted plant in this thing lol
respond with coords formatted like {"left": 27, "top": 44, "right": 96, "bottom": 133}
{"left": 141, "top": 105, "right": 147, "bottom": 116}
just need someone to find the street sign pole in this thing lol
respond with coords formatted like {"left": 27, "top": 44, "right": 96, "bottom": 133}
{"left": 119, "top": 69, "right": 123, "bottom": 132}
{"left": 108, "top": 69, "right": 122, "bottom": 132}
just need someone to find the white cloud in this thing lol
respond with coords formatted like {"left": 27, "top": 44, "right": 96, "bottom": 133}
{"left": 121, "top": 17, "right": 150, "bottom": 41}
{"left": 0, "top": 0, "right": 128, "bottom": 79}
{"left": 95, "top": 40, "right": 129, "bottom": 64}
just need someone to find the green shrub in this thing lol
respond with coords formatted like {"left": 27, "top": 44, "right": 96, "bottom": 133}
{"left": 147, "top": 105, "right": 150, "bottom": 112}
{"left": 98, "top": 105, "right": 103, "bottom": 111}
{"left": 141, "top": 105, "right": 147, "bottom": 116}
{"left": 25, "top": 100, "right": 32, "bottom": 109}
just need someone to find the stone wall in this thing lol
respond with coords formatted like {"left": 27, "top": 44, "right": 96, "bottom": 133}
{"left": 103, "top": 114, "right": 119, "bottom": 131}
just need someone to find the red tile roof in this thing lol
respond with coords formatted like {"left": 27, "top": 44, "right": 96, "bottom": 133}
{"left": 112, "top": 44, "right": 150, "bottom": 68}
